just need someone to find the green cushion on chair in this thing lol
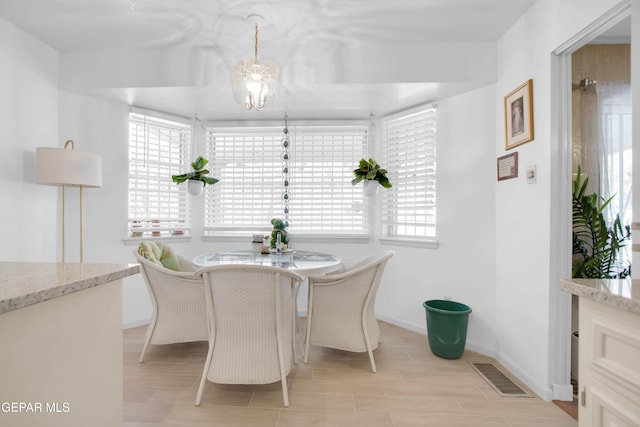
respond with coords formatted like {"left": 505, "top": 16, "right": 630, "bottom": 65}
{"left": 138, "top": 241, "right": 180, "bottom": 271}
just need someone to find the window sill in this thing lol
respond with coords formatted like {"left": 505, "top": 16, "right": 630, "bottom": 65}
{"left": 201, "top": 234, "right": 371, "bottom": 244}
{"left": 122, "top": 236, "right": 192, "bottom": 246}
{"left": 378, "top": 237, "right": 439, "bottom": 249}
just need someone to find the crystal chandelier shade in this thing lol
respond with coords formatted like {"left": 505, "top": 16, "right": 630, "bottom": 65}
{"left": 232, "top": 16, "right": 278, "bottom": 111}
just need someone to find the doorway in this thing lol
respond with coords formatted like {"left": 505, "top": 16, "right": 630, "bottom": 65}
{"left": 562, "top": 14, "right": 632, "bottom": 416}
{"left": 549, "top": 2, "right": 632, "bottom": 409}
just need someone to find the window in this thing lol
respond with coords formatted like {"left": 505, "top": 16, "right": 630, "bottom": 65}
{"left": 203, "top": 126, "right": 282, "bottom": 235}
{"left": 291, "top": 126, "right": 369, "bottom": 234}
{"left": 127, "top": 112, "right": 191, "bottom": 238}
{"left": 203, "top": 123, "right": 368, "bottom": 237}
{"left": 381, "top": 106, "right": 437, "bottom": 241}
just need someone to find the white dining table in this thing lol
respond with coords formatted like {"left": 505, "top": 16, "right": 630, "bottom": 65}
{"left": 193, "top": 250, "right": 342, "bottom": 277}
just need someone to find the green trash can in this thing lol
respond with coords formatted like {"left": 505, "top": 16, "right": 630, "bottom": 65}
{"left": 423, "top": 300, "right": 472, "bottom": 359}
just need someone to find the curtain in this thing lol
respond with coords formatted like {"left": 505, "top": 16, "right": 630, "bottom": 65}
{"left": 575, "top": 81, "right": 632, "bottom": 270}
{"left": 575, "top": 84, "right": 600, "bottom": 196}
{"left": 596, "top": 82, "right": 632, "bottom": 227}
{"left": 575, "top": 81, "right": 631, "bottom": 224}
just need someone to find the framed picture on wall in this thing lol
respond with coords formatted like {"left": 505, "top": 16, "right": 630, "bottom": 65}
{"left": 497, "top": 152, "right": 518, "bottom": 181}
{"left": 504, "top": 79, "right": 534, "bottom": 150}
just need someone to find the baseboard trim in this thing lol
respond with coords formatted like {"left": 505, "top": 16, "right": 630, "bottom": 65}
{"left": 553, "top": 383, "right": 575, "bottom": 401}
{"left": 375, "top": 313, "right": 497, "bottom": 359}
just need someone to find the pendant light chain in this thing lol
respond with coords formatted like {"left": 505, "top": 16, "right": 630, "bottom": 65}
{"left": 192, "top": 114, "right": 201, "bottom": 159}
{"left": 254, "top": 24, "right": 259, "bottom": 61}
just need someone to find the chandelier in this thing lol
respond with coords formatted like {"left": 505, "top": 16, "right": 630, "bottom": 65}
{"left": 232, "top": 14, "right": 278, "bottom": 111}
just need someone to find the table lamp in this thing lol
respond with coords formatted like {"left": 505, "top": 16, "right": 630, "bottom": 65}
{"left": 36, "top": 140, "right": 102, "bottom": 263}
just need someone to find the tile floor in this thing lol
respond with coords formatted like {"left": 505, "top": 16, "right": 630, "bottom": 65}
{"left": 123, "top": 320, "right": 577, "bottom": 427}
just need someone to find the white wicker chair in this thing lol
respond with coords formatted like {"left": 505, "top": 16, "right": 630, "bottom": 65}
{"left": 304, "top": 250, "right": 394, "bottom": 373}
{"left": 134, "top": 251, "right": 208, "bottom": 363}
{"left": 195, "top": 265, "right": 304, "bottom": 407}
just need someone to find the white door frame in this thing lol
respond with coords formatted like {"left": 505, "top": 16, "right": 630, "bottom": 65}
{"left": 549, "top": 1, "right": 631, "bottom": 401}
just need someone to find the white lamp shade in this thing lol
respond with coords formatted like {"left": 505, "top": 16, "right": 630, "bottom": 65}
{"left": 36, "top": 147, "right": 102, "bottom": 188}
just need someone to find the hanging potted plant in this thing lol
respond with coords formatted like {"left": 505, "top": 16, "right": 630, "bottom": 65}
{"left": 171, "top": 156, "right": 219, "bottom": 196}
{"left": 351, "top": 158, "right": 392, "bottom": 196}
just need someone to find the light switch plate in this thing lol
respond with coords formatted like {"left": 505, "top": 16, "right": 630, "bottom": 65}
{"left": 527, "top": 165, "right": 537, "bottom": 184}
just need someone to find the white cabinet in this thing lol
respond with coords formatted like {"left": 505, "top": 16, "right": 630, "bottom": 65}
{"left": 0, "top": 262, "right": 137, "bottom": 427}
{"left": 579, "top": 298, "right": 640, "bottom": 427}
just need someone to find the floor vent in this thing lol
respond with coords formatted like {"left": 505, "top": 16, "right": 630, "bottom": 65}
{"left": 469, "top": 362, "right": 532, "bottom": 397}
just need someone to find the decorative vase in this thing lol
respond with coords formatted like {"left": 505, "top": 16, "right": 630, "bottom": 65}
{"left": 363, "top": 180, "right": 378, "bottom": 196}
{"left": 151, "top": 219, "right": 161, "bottom": 236}
{"left": 188, "top": 179, "right": 204, "bottom": 196}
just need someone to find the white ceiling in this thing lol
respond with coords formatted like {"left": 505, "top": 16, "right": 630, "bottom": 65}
{"left": 0, "top": 0, "right": 539, "bottom": 120}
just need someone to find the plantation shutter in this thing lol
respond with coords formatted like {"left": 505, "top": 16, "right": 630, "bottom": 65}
{"left": 203, "top": 124, "right": 368, "bottom": 236}
{"left": 381, "top": 106, "right": 437, "bottom": 239}
{"left": 291, "top": 126, "right": 368, "bottom": 234}
{"left": 204, "top": 126, "right": 282, "bottom": 235}
{"left": 127, "top": 112, "right": 191, "bottom": 238}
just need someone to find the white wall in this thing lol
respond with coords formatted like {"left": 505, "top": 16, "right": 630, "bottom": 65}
{"left": 56, "top": 92, "right": 151, "bottom": 323}
{"left": 374, "top": 86, "right": 498, "bottom": 355}
{"left": 494, "top": 0, "right": 630, "bottom": 400}
{"left": 0, "top": 16, "right": 59, "bottom": 262}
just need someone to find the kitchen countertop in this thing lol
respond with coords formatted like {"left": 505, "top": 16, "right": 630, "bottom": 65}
{"left": 560, "top": 277, "right": 640, "bottom": 315}
{"left": 0, "top": 262, "right": 139, "bottom": 315}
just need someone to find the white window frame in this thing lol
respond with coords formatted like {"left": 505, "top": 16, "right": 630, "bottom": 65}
{"left": 379, "top": 105, "right": 438, "bottom": 248}
{"left": 126, "top": 110, "right": 192, "bottom": 241}
{"left": 202, "top": 121, "right": 369, "bottom": 240}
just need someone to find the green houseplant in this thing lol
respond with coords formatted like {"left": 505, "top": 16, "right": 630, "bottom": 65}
{"left": 572, "top": 166, "right": 631, "bottom": 279}
{"left": 171, "top": 156, "right": 219, "bottom": 196}
{"left": 351, "top": 158, "right": 392, "bottom": 195}
{"left": 269, "top": 218, "right": 290, "bottom": 250}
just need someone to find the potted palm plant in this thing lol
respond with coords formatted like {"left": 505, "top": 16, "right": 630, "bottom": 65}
{"left": 351, "top": 158, "right": 392, "bottom": 196}
{"left": 572, "top": 166, "right": 631, "bottom": 278}
{"left": 171, "top": 156, "right": 219, "bottom": 196}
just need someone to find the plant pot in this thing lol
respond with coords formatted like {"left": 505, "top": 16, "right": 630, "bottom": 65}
{"left": 363, "top": 180, "right": 378, "bottom": 196}
{"left": 188, "top": 179, "right": 204, "bottom": 196}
